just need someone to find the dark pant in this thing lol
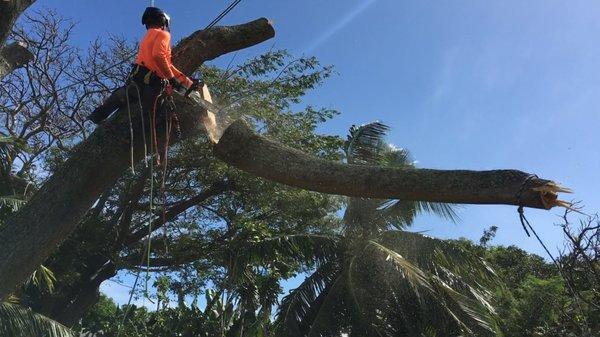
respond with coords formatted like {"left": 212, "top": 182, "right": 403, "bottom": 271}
{"left": 88, "top": 65, "right": 166, "bottom": 124}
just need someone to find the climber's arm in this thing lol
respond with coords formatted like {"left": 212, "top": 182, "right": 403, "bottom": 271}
{"left": 170, "top": 65, "right": 193, "bottom": 88}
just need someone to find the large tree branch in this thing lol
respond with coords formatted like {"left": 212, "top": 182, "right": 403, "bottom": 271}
{"left": 120, "top": 236, "right": 209, "bottom": 271}
{"left": 0, "top": 0, "right": 35, "bottom": 46}
{"left": 0, "top": 18, "right": 275, "bottom": 300}
{"left": 214, "top": 120, "right": 570, "bottom": 209}
{"left": 173, "top": 18, "right": 274, "bottom": 74}
{"left": 52, "top": 260, "right": 117, "bottom": 326}
{"left": 0, "top": 41, "right": 34, "bottom": 79}
{"left": 124, "top": 180, "right": 230, "bottom": 247}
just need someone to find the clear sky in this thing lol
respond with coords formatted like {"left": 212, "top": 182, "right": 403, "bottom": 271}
{"left": 24, "top": 0, "right": 600, "bottom": 305}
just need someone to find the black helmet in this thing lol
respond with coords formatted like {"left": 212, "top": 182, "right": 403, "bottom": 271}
{"left": 142, "top": 7, "right": 171, "bottom": 28}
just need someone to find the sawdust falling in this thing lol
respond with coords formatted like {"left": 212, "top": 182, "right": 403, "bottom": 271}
{"left": 198, "top": 85, "right": 231, "bottom": 144}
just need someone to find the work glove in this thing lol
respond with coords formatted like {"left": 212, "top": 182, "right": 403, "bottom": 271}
{"left": 185, "top": 78, "right": 205, "bottom": 97}
{"left": 168, "top": 77, "right": 184, "bottom": 92}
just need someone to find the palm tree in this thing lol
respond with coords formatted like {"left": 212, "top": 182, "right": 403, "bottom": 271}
{"left": 198, "top": 232, "right": 340, "bottom": 337}
{"left": 0, "top": 301, "right": 74, "bottom": 337}
{"left": 273, "top": 122, "right": 500, "bottom": 337}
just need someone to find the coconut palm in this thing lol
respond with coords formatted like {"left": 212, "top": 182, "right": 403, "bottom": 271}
{"left": 273, "top": 122, "right": 500, "bottom": 337}
{"left": 0, "top": 301, "right": 74, "bottom": 337}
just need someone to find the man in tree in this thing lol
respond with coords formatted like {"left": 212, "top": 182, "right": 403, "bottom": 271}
{"left": 89, "top": 6, "right": 202, "bottom": 124}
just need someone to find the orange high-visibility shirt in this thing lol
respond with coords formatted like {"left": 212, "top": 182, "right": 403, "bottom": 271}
{"left": 135, "top": 28, "right": 193, "bottom": 88}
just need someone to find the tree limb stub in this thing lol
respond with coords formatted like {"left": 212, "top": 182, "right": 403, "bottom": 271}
{"left": 174, "top": 18, "right": 275, "bottom": 74}
{"left": 214, "top": 120, "right": 570, "bottom": 210}
{"left": 0, "top": 41, "right": 34, "bottom": 79}
{"left": 0, "top": 19, "right": 275, "bottom": 301}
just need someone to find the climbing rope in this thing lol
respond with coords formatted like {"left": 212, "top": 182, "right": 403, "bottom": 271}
{"left": 516, "top": 177, "right": 589, "bottom": 330}
{"left": 117, "top": 164, "right": 154, "bottom": 336}
{"left": 5, "top": 0, "right": 244, "bottom": 109}
{"left": 205, "top": 0, "right": 243, "bottom": 30}
{"left": 115, "top": 2, "right": 246, "bottom": 331}
{"left": 125, "top": 81, "right": 148, "bottom": 174}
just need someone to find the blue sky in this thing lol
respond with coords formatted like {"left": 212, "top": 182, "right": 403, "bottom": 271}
{"left": 24, "top": 0, "right": 600, "bottom": 305}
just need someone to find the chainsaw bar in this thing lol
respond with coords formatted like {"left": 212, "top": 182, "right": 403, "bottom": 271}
{"left": 176, "top": 90, "right": 224, "bottom": 116}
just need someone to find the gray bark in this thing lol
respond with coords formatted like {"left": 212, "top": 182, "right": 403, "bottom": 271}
{"left": 0, "top": 18, "right": 275, "bottom": 301}
{"left": 0, "top": 0, "right": 35, "bottom": 46}
{"left": 214, "top": 120, "right": 566, "bottom": 210}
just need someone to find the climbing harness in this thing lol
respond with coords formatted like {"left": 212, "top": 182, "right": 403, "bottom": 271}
{"left": 117, "top": 2, "right": 245, "bottom": 333}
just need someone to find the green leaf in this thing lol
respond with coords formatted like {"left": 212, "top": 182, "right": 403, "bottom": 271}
{"left": 0, "top": 302, "right": 74, "bottom": 337}
{"left": 343, "top": 122, "right": 390, "bottom": 164}
{"left": 0, "top": 195, "right": 26, "bottom": 212}
{"left": 275, "top": 261, "right": 342, "bottom": 336}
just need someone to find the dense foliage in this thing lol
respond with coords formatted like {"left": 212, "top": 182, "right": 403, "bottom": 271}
{"left": 74, "top": 234, "right": 599, "bottom": 337}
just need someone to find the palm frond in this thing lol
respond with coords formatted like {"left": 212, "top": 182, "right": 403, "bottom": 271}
{"left": 239, "top": 233, "right": 339, "bottom": 269}
{"left": 378, "top": 230, "right": 497, "bottom": 284}
{"left": 366, "top": 240, "right": 433, "bottom": 293}
{"left": 379, "top": 143, "right": 413, "bottom": 168}
{"left": 0, "top": 195, "right": 26, "bottom": 212}
{"left": 379, "top": 199, "right": 460, "bottom": 228}
{"left": 374, "top": 231, "right": 499, "bottom": 335}
{"left": 26, "top": 265, "right": 57, "bottom": 293}
{"left": 274, "top": 261, "right": 342, "bottom": 336}
{"left": 369, "top": 236, "right": 496, "bottom": 335}
{"left": 430, "top": 276, "right": 498, "bottom": 334}
{"left": 342, "top": 197, "right": 384, "bottom": 234}
{"left": 305, "top": 272, "right": 348, "bottom": 337}
{"left": 343, "top": 122, "right": 389, "bottom": 164}
{"left": 413, "top": 201, "right": 460, "bottom": 223}
{"left": 0, "top": 302, "right": 74, "bottom": 337}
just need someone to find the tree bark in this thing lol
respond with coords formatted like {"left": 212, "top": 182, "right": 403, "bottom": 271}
{"left": 0, "top": 0, "right": 35, "bottom": 46}
{"left": 214, "top": 120, "right": 568, "bottom": 210}
{"left": 0, "top": 18, "right": 275, "bottom": 301}
{"left": 0, "top": 41, "right": 34, "bottom": 79}
{"left": 52, "top": 261, "right": 116, "bottom": 326}
{"left": 0, "top": 1, "right": 35, "bottom": 79}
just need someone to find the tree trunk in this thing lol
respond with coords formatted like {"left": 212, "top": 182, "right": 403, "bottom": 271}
{"left": 33, "top": 259, "right": 116, "bottom": 327}
{"left": 0, "top": 0, "right": 35, "bottom": 46}
{"left": 214, "top": 120, "right": 568, "bottom": 209}
{"left": 0, "top": 18, "right": 275, "bottom": 301}
{"left": 0, "top": 41, "right": 34, "bottom": 79}
{"left": 52, "top": 261, "right": 116, "bottom": 326}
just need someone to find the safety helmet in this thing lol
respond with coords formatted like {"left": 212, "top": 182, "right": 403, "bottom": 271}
{"left": 141, "top": 7, "right": 171, "bottom": 28}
